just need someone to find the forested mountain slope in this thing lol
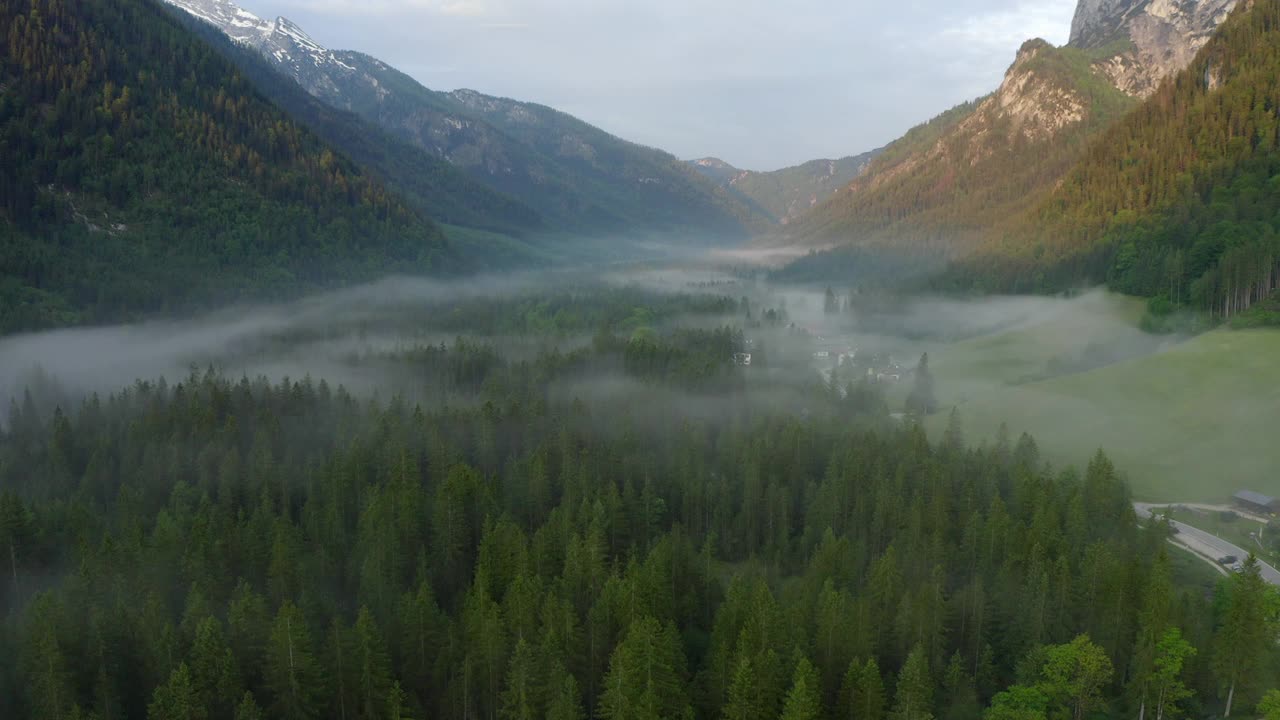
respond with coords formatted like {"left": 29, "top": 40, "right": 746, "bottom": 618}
{"left": 957, "top": 0, "right": 1280, "bottom": 316}
{"left": 689, "top": 150, "right": 882, "bottom": 224}
{"left": 164, "top": 0, "right": 772, "bottom": 238}
{"left": 0, "top": 0, "right": 450, "bottom": 333}
{"left": 784, "top": 39, "right": 1135, "bottom": 255}
{"left": 174, "top": 14, "right": 544, "bottom": 238}
{"left": 783, "top": 0, "right": 1234, "bottom": 259}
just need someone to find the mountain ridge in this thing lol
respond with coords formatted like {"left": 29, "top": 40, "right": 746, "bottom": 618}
{"left": 955, "top": 0, "right": 1280, "bottom": 315}
{"left": 781, "top": 0, "right": 1235, "bottom": 259}
{"left": 163, "top": 0, "right": 771, "bottom": 239}
{"left": 0, "top": 0, "right": 453, "bottom": 332}
{"left": 687, "top": 151, "right": 883, "bottom": 224}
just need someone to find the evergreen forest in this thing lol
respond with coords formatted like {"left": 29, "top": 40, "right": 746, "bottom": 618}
{"left": 0, "top": 0, "right": 449, "bottom": 334}
{"left": 1, "top": 287, "right": 1277, "bottom": 720}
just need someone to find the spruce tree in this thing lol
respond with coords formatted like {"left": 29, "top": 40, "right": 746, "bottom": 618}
{"left": 148, "top": 664, "right": 206, "bottom": 720}
{"left": 264, "top": 602, "right": 323, "bottom": 720}
{"left": 892, "top": 644, "right": 933, "bottom": 720}
{"left": 780, "top": 655, "right": 822, "bottom": 720}
{"left": 499, "top": 638, "right": 541, "bottom": 720}
{"left": 905, "top": 354, "right": 936, "bottom": 416}
{"left": 1212, "top": 555, "right": 1274, "bottom": 717}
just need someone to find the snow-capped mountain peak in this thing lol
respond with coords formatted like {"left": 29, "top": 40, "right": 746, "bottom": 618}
{"left": 163, "top": 0, "right": 347, "bottom": 75}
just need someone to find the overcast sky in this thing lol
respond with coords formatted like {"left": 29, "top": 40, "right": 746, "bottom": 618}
{"left": 247, "top": 0, "right": 1076, "bottom": 170}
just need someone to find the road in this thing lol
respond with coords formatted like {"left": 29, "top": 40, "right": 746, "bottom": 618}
{"left": 1134, "top": 503, "right": 1280, "bottom": 586}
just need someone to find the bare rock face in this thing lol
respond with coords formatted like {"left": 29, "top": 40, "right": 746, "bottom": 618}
{"left": 1071, "top": 0, "right": 1238, "bottom": 97}
{"left": 988, "top": 40, "right": 1088, "bottom": 143}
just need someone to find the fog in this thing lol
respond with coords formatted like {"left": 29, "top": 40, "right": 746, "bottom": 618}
{"left": 0, "top": 272, "right": 578, "bottom": 411}
{"left": 2, "top": 253, "right": 1185, "bottom": 442}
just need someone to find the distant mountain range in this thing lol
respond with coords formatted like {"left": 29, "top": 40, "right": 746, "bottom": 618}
{"left": 687, "top": 151, "right": 882, "bottom": 224}
{"left": 163, "top": 0, "right": 771, "bottom": 239}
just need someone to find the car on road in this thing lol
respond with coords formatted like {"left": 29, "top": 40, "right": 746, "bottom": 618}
{"left": 1217, "top": 555, "right": 1238, "bottom": 565}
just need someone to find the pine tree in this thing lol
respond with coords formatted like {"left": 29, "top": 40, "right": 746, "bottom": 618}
{"left": 545, "top": 669, "right": 585, "bottom": 720}
{"left": 148, "top": 664, "right": 207, "bottom": 720}
{"left": 905, "top": 354, "right": 937, "bottom": 417}
{"left": 499, "top": 638, "right": 541, "bottom": 720}
{"left": 188, "top": 617, "right": 241, "bottom": 720}
{"left": 232, "top": 693, "right": 263, "bottom": 720}
{"left": 24, "top": 594, "right": 73, "bottom": 720}
{"left": 1212, "top": 555, "right": 1274, "bottom": 717}
{"left": 596, "top": 617, "right": 689, "bottom": 720}
{"left": 724, "top": 655, "right": 768, "bottom": 720}
{"left": 264, "top": 602, "right": 323, "bottom": 720}
{"left": 352, "top": 607, "right": 392, "bottom": 720}
{"left": 941, "top": 651, "right": 979, "bottom": 720}
{"left": 824, "top": 287, "right": 840, "bottom": 315}
{"left": 1129, "top": 551, "right": 1174, "bottom": 720}
{"left": 780, "top": 655, "right": 822, "bottom": 720}
{"left": 892, "top": 644, "right": 933, "bottom": 720}
{"left": 840, "top": 658, "right": 886, "bottom": 720}
{"left": 463, "top": 578, "right": 508, "bottom": 720}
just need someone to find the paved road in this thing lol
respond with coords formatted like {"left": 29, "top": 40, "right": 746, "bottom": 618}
{"left": 1135, "top": 503, "right": 1280, "bottom": 586}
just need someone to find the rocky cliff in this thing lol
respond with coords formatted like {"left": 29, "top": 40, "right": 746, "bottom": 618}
{"left": 1072, "top": 0, "right": 1238, "bottom": 96}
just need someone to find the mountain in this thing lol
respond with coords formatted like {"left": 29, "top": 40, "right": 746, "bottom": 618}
{"left": 1072, "top": 0, "right": 1237, "bottom": 96}
{"left": 783, "top": 0, "right": 1235, "bottom": 259}
{"left": 955, "top": 0, "right": 1280, "bottom": 316}
{"left": 170, "top": 10, "right": 544, "bottom": 239}
{"left": 688, "top": 150, "right": 882, "bottom": 224}
{"left": 785, "top": 39, "right": 1135, "bottom": 255}
{"left": 0, "top": 0, "right": 450, "bottom": 333}
{"left": 163, "top": 0, "right": 770, "bottom": 238}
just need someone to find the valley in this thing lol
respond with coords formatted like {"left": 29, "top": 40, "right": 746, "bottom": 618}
{"left": 3, "top": 0, "right": 1280, "bottom": 717}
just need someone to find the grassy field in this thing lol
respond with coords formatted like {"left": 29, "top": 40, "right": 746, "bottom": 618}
{"left": 919, "top": 294, "right": 1280, "bottom": 501}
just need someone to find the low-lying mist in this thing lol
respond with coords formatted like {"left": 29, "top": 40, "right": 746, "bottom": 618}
{"left": 1, "top": 255, "right": 1183, "bottom": 444}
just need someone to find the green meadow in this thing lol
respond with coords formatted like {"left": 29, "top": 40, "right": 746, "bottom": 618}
{"left": 919, "top": 294, "right": 1280, "bottom": 501}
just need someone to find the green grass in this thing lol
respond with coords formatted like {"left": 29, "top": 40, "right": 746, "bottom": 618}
{"left": 919, "top": 295, "right": 1280, "bottom": 501}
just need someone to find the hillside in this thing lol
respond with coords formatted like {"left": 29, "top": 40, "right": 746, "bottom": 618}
{"left": 164, "top": 0, "right": 771, "bottom": 238}
{"left": 781, "top": 0, "right": 1236, "bottom": 261}
{"left": 0, "top": 0, "right": 458, "bottom": 334}
{"left": 172, "top": 12, "right": 544, "bottom": 239}
{"left": 959, "top": 0, "right": 1280, "bottom": 316}
{"left": 688, "top": 150, "right": 881, "bottom": 224}
{"left": 783, "top": 39, "right": 1135, "bottom": 256}
{"left": 923, "top": 314, "right": 1280, "bottom": 501}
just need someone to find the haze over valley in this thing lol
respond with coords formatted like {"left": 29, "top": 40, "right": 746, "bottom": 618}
{"left": 2, "top": 1, "right": 1280, "bottom": 719}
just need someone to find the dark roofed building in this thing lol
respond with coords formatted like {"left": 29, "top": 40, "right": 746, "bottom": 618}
{"left": 1232, "top": 490, "right": 1280, "bottom": 515}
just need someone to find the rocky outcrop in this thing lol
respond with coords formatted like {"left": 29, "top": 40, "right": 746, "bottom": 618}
{"left": 1072, "top": 0, "right": 1238, "bottom": 97}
